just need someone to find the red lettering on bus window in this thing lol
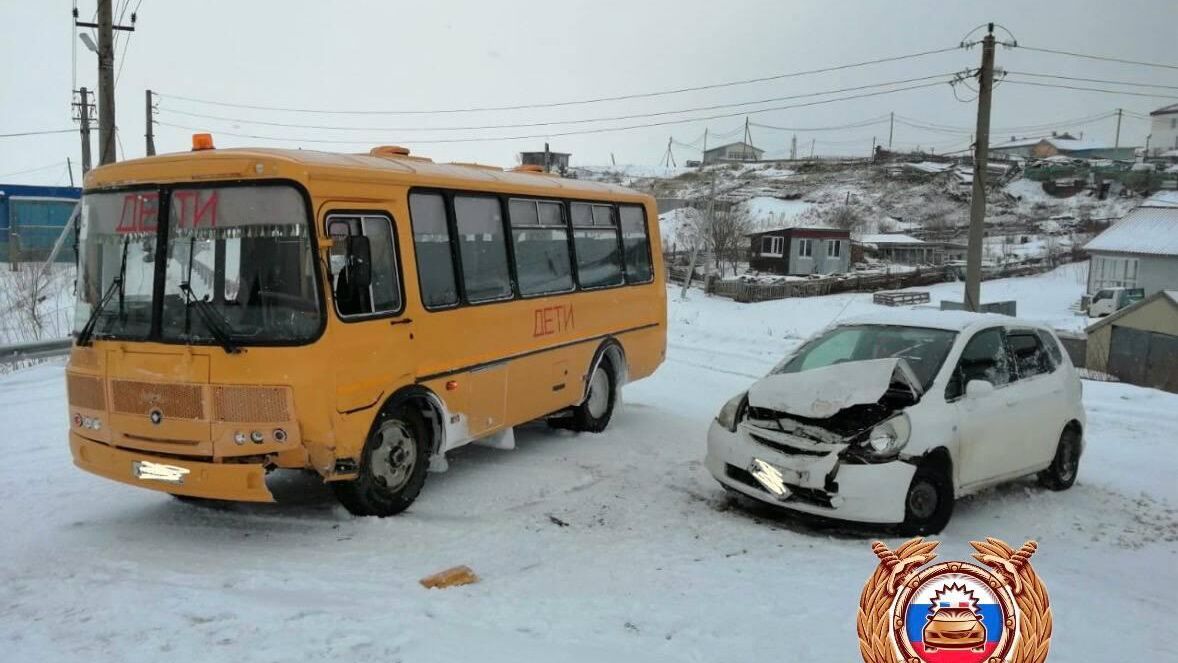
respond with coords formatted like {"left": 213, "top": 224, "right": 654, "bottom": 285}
{"left": 138, "top": 192, "right": 158, "bottom": 232}
{"left": 193, "top": 191, "right": 218, "bottom": 228}
{"left": 115, "top": 192, "right": 159, "bottom": 234}
{"left": 116, "top": 194, "right": 137, "bottom": 233}
{"left": 172, "top": 190, "right": 195, "bottom": 228}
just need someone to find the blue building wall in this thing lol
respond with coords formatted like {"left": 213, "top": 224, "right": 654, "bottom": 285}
{"left": 0, "top": 184, "right": 81, "bottom": 263}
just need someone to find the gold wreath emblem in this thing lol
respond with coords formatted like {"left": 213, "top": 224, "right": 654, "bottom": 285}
{"left": 856, "top": 537, "right": 1053, "bottom": 663}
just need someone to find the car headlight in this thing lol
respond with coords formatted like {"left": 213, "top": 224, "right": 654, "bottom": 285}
{"left": 716, "top": 392, "right": 748, "bottom": 432}
{"left": 864, "top": 413, "right": 911, "bottom": 456}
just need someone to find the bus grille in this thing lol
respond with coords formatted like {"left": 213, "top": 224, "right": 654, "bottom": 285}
{"left": 212, "top": 386, "right": 290, "bottom": 422}
{"left": 111, "top": 380, "right": 205, "bottom": 420}
{"left": 67, "top": 373, "right": 105, "bottom": 410}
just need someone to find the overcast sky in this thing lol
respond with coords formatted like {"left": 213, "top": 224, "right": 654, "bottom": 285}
{"left": 3, "top": 0, "right": 1176, "bottom": 185}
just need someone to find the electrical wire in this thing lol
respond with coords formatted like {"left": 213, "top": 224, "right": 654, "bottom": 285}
{"left": 1001, "top": 80, "right": 1178, "bottom": 100}
{"left": 157, "top": 73, "right": 958, "bottom": 132}
{"left": 1004, "top": 71, "right": 1178, "bottom": 91}
{"left": 157, "top": 79, "right": 951, "bottom": 145}
{"left": 0, "top": 161, "right": 68, "bottom": 178}
{"left": 1016, "top": 45, "right": 1178, "bottom": 71}
{"left": 0, "top": 128, "right": 77, "bottom": 139}
{"left": 156, "top": 46, "right": 964, "bottom": 116}
{"left": 749, "top": 114, "right": 891, "bottom": 131}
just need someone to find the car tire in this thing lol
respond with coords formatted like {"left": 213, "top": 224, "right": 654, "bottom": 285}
{"left": 900, "top": 463, "right": 954, "bottom": 535}
{"left": 332, "top": 407, "right": 430, "bottom": 517}
{"left": 1038, "top": 427, "right": 1081, "bottom": 491}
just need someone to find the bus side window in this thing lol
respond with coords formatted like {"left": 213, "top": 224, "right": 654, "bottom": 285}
{"left": 571, "top": 202, "right": 624, "bottom": 289}
{"left": 454, "top": 196, "right": 513, "bottom": 303}
{"left": 327, "top": 214, "right": 401, "bottom": 318}
{"left": 509, "top": 199, "right": 574, "bottom": 296}
{"left": 409, "top": 193, "right": 459, "bottom": 308}
{"left": 619, "top": 205, "right": 653, "bottom": 284}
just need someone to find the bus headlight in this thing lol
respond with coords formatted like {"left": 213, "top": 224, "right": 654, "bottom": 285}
{"left": 716, "top": 392, "right": 748, "bottom": 433}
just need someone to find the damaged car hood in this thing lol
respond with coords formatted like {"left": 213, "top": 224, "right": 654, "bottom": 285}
{"left": 748, "top": 358, "right": 923, "bottom": 419}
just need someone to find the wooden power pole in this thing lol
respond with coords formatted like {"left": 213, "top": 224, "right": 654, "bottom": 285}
{"left": 964, "top": 24, "right": 997, "bottom": 312}
{"left": 145, "top": 89, "right": 156, "bottom": 156}
{"left": 1114, "top": 108, "right": 1123, "bottom": 150}
{"left": 73, "top": 87, "right": 94, "bottom": 174}
{"left": 75, "top": 2, "right": 136, "bottom": 166}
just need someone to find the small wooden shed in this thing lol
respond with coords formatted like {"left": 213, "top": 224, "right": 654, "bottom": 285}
{"left": 1085, "top": 289, "right": 1178, "bottom": 392}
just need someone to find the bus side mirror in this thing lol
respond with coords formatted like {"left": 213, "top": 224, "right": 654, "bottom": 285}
{"left": 346, "top": 235, "right": 372, "bottom": 289}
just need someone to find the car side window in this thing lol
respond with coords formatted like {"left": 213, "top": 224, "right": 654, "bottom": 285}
{"left": 946, "top": 327, "right": 1011, "bottom": 400}
{"left": 1034, "top": 329, "right": 1065, "bottom": 368}
{"left": 1007, "top": 330, "right": 1053, "bottom": 379}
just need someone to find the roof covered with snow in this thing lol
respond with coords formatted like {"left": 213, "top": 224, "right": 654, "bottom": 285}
{"left": 838, "top": 309, "right": 1028, "bottom": 332}
{"left": 1151, "top": 103, "right": 1178, "bottom": 116}
{"left": 1084, "top": 206, "right": 1178, "bottom": 256}
{"left": 1145, "top": 191, "right": 1178, "bottom": 208}
{"left": 859, "top": 233, "right": 924, "bottom": 245}
{"left": 990, "top": 136, "right": 1113, "bottom": 152}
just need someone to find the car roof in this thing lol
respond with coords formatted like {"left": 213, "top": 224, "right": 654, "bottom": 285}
{"left": 837, "top": 309, "right": 1048, "bottom": 334}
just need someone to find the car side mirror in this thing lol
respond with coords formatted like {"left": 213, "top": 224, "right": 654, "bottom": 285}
{"left": 346, "top": 235, "right": 372, "bottom": 289}
{"left": 965, "top": 379, "right": 995, "bottom": 399}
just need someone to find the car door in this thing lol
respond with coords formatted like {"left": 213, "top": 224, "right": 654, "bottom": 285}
{"left": 1007, "top": 328, "right": 1066, "bottom": 470}
{"left": 949, "top": 326, "right": 1022, "bottom": 489}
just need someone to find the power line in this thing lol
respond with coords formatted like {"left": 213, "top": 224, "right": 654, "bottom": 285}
{"left": 157, "top": 45, "right": 964, "bottom": 116}
{"left": 1001, "top": 80, "right": 1178, "bottom": 100}
{"left": 895, "top": 110, "right": 1119, "bottom": 135}
{"left": 0, "top": 161, "right": 68, "bottom": 178}
{"left": 1016, "top": 45, "right": 1178, "bottom": 71}
{"left": 750, "top": 114, "right": 891, "bottom": 131}
{"left": 157, "top": 79, "right": 951, "bottom": 145}
{"left": 158, "top": 73, "right": 957, "bottom": 132}
{"left": 1005, "top": 71, "right": 1178, "bottom": 91}
{"left": 0, "top": 128, "right": 77, "bottom": 138}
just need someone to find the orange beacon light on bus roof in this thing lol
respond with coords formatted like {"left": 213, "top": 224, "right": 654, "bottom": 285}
{"left": 191, "top": 133, "right": 215, "bottom": 151}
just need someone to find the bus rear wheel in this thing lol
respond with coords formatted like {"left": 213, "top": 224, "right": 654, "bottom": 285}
{"left": 570, "top": 361, "right": 617, "bottom": 433}
{"left": 332, "top": 407, "right": 430, "bottom": 517}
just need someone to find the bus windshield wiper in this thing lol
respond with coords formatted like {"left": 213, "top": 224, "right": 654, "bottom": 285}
{"left": 179, "top": 282, "right": 241, "bottom": 354}
{"left": 76, "top": 236, "right": 129, "bottom": 347}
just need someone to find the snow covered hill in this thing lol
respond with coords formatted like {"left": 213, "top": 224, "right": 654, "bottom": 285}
{"left": 0, "top": 264, "right": 1172, "bottom": 662}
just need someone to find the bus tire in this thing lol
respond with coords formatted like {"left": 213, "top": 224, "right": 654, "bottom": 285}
{"left": 332, "top": 406, "right": 430, "bottom": 517}
{"left": 569, "top": 360, "right": 617, "bottom": 433}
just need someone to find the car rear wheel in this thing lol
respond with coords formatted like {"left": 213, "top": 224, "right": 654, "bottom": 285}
{"left": 1038, "top": 427, "right": 1081, "bottom": 491}
{"left": 900, "top": 463, "right": 954, "bottom": 535}
{"left": 332, "top": 407, "right": 430, "bottom": 517}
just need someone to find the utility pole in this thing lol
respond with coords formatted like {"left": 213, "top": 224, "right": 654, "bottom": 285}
{"left": 543, "top": 141, "right": 551, "bottom": 173}
{"left": 700, "top": 128, "right": 708, "bottom": 169}
{"left": 96, "top": 0, "right": 115, "bottom": 165}
{"left": 742, "top": 116, "right": 753, "bottom": 154}
{"left": 145, "top": 89, "right": 157, "bottom": 156}
{"left": 870, "top": 136, "right": 877, "bottom": 161}
{"left": 965, "top": 24, "right": 997, "bottom": 313}
{"left": 790, "top": 134, "right": 797, "bottom": 160}
{"left": 809, "top": 139, "right": 815, "bottom": 159}
{"left": 662, "top": 137, "right": 676, "bottom": 168}
{"left": 67, "top": 158, "right": 75, "bottom": 187}
{"left": 72, "top": 87, "right": 94, "bottom": 174}
{"left": 75, "top": 2, "right": 136, "bottom": 166}
{"left": 1114, "top": 108, "right": 1123, "bottom": 150}
{"left": 888, "top": 111, "right": 894, "bottom": 149}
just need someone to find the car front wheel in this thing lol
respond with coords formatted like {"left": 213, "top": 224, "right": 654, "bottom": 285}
{"left": 900, "top": 463, "right": 954, "bottom": 535}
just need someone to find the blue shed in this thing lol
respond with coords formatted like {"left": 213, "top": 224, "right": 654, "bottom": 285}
{"left": 0, "top": 184, "right": 82, "bottom": 263}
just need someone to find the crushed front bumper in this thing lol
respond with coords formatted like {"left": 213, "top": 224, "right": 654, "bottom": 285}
{"left": 70, "top": 432, "right": 274, "bottom": 502}
{"left": 704, "top": 419, "right": 914, "bottom": 524}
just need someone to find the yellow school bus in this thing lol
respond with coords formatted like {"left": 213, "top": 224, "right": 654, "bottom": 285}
{"left": 66, "top": 140, "right": 666, "bottom": 516}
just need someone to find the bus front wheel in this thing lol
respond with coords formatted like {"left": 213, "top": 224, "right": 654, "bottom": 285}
{"left": 569, "top": 361, "right": 618, "bottom": 433}
{"left": 332, "top": 407, "right": 430, "bottom": 517}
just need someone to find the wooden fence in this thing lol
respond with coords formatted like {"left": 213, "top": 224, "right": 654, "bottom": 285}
{"left": 685, "top": 255, "right": 1076, "bottom": 304}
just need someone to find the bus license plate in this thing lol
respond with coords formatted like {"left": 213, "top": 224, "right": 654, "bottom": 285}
{"left": 132, "top": 460, "right": 191, "bottom": 485}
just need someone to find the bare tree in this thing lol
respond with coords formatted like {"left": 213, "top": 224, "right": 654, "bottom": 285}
{"left": 701, "top": 204, "right": 754, "bottom": 277}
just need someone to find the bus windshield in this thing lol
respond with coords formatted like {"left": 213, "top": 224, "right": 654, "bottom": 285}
{"left": 74, "top": 184, "right": 322, "bottom": 346}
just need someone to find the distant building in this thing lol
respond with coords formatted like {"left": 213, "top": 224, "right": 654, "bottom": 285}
{"left": 1084, "top": 194, "right": 1178, "bottom": 296}
{"left": 0, "top": 184, "right": 81, "bottom": 263}
{"left": 1084, "top": 290, "right": 1178, "bottom": 393}
{"left": 703, "top": 141, "right": 764, "bottom": 164}
{"left": 989, "top": 133, "right": 1136, "bottom": 161}
{"left": 748, "top": 227, "right": 850, "bottom": 275}
{"left": 519, "top": 150, "right": 571, "bottom": 174}
{"left": 1149, "top": 103, "right": 1178, "bottom": 157}
{"left": 856, "top": 233, "right": 966, "bottom": 266}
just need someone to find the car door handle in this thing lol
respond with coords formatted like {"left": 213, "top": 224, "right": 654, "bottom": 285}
{"left": 389, "top": 318, "right": 414, "bottom": 326}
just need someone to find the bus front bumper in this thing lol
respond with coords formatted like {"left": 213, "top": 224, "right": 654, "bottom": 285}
{"left": 70, "top": 433, "right": 275, "bottom": 502}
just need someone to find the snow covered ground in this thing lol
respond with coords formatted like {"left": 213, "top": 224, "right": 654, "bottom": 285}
{"left": 0, "top": 263, "right": 1172, "bottom": 662}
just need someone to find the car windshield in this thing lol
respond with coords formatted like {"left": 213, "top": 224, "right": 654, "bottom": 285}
{"left": 74, "top": 184, "right": 321, "bottom": 345}
{"left": 773, "top": 324, "right": 958, "bottom": 390}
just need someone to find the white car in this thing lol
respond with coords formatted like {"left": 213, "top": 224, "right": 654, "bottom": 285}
{"left": 705, "top": 311, "right": 1085, "bottom": 534}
